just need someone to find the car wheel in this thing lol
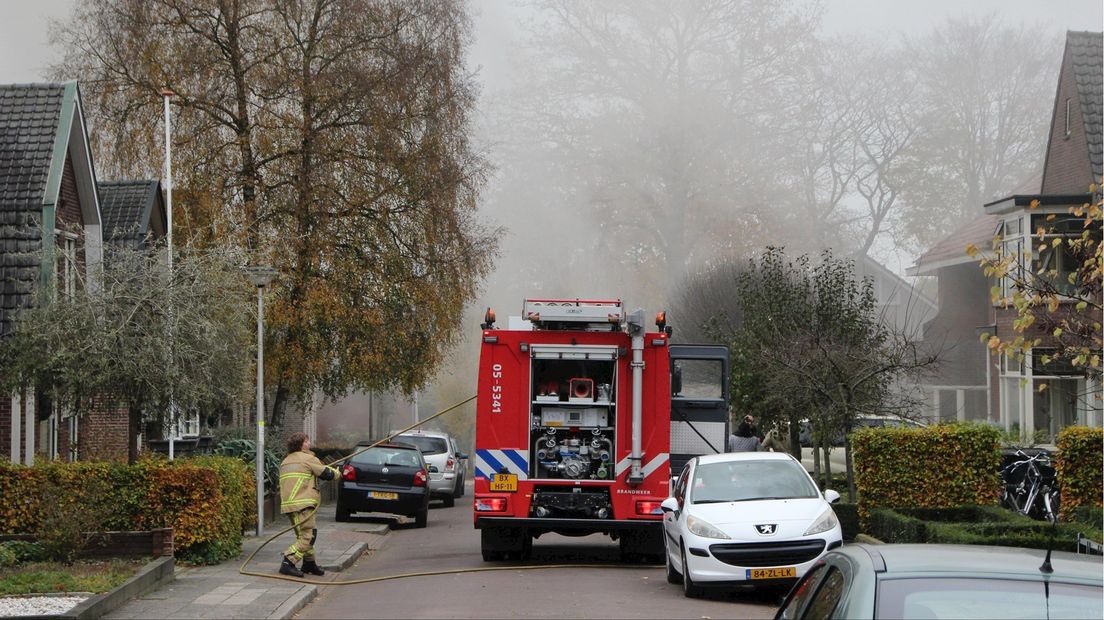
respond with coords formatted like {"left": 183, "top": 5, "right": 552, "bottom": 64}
{"left": 442, "top": 493, "right": 456, "bottom": 508}
{"left": 681, "top": 544, "right": 703, "bottom": 598}
{"left": 335, "top": 505, "right": 350, "bottom": 522}
{"left": 414, "top": 507, "right": 428, "bottom": 528}
{"left": 665, "top": 538, "right": 682, "bottom": 584}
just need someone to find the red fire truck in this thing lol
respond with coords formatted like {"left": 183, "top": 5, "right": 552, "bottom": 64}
{"left": 473, "top": 298, "right": 729, "bottom": 562}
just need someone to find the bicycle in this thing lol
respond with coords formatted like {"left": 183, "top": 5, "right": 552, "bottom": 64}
{"left": 1000, "top": 448, "right": 1060, "bottom": 523}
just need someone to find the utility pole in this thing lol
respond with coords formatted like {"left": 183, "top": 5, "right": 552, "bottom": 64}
{"left": 161, "top": 88, "right": 175, "bottom": 460}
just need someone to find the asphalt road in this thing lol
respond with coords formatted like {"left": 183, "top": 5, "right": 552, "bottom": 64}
{"left": 298, "top": 489, "right": 779, "bottom": 619}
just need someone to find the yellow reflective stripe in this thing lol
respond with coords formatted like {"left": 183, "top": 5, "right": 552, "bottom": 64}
{"left": 279, "top": 472, "right": 313, "bottom": 480}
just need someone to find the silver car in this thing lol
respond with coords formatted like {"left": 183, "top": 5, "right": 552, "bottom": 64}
{"left": 393, "top": 430, "right": 468, "bottom": 507}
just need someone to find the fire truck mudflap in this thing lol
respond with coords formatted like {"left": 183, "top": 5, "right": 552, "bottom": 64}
{"left": 473, "top": 299, "right": 670, "bottom": 562}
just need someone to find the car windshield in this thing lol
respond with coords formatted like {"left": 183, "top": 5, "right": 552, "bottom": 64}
{"left": 396, "top": 435, "right": 448, "bottom": 455}
{"left": 351, "top": 447, "right": 421, "bottom": 467}
{"left": 877, "top": 577, "right": 1103, "bottom": 619}
{"left": 691, "top": 460, "right": 819, "bottom": 503}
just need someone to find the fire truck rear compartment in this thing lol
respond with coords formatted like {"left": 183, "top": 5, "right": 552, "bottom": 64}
{"left": 529, "top": 355, "right": 617, "bottom": 481}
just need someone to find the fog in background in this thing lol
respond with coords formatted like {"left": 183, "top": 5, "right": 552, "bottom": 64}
{"left": 2, "top": 1, "right": 1101, "bottom": 444}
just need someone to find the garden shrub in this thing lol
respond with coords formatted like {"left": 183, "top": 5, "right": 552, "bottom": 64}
{"left": 0, "top": 540, "right": 46, "bottom": 564}
{"left": 1055, "top": 426, "right": 1103, "bottom": 522}
{"left": 852, "top": 423, "right": 1002, "bottom": 526}
{"left": 868, "top": 506, "right": 1102, "bottom": 553}
{"left": 0, "top": 544, "right": 15, "bottom": 568}
{"left": 832, "top": 503, "right": 859, "bottom": 540}
{"left": 0, "top": 456, "right": 252, "bottom": 565}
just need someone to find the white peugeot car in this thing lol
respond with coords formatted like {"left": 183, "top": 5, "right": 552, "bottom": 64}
{"left": 660, "top": 452, "right": 843, "bottom": 598}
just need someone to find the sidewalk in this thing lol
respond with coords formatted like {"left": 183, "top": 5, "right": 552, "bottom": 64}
{"left": 105, "top": 504, "right": 391, "bottom": 620}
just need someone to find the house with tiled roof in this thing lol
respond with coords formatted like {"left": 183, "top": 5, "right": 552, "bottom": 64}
{"left": 99, "top": 180, "right": 166, "bottom": 249}
{"left": 0, "top": 83, "right": 166, "bottom": 464}
{"left": 910, "top": 31, "right": 1103, "bottom": 441}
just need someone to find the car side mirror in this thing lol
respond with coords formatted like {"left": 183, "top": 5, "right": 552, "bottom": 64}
{"left": 824, "top": 489, "right": 841, "bottom": 504}
{"left": 428, "top": 465, "right": 439, "bottom": 473}
{"left": 660, "top": 497, "right": 680, "bottom": 513}
{"left": 457, "top": 452, "right": 468, "bottom": 460}
{"left": 671, "top": 365, "right": 683, "bottom": 396}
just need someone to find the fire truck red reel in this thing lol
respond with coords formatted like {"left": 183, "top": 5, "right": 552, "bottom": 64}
{"left": 569, "top": 377, "right": 594, "bottom": 401}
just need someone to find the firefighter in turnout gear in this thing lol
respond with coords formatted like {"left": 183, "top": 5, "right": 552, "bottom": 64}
{"left": 279, "top": 433, "right": 339, "bottom": 577}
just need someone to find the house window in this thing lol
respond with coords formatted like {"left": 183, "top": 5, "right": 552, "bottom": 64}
{"left": 179, "top": 411, "right": 200, "bottom": 437}
{"left": 57, "top": 233, "right": 77, "bottom": 297}
{"left": 168, "top": 409, "right": 201, "bottom": 439}
{"left": 997, "top": 217, "right": 1024, "bottom": 299}
{"left": 1031, "top": 214, "right": 1095, "bottom": 296}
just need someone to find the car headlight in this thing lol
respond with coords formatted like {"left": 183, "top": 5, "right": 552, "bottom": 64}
{"left": 687, "top": 514, "right": 730, "bottom": 539}
{"left": 804, "top": 507, "right": 839, "bottom": 536}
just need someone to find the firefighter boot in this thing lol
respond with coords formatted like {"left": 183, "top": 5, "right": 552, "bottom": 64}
{"left": 279, "top": 556, "right": 304, "bottom": 578}
{"left": 302, "top": 559, "right": 325, "bottom": 576}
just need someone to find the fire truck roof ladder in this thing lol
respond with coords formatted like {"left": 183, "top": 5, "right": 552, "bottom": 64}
{"left": 523, "top": 298, "right": 623, "bottom": 330}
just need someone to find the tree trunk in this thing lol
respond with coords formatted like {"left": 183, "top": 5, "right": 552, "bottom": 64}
{"left": 823, "top": 443, "right": 834, "bottom": 490}
{"left": 812, "top": 433, "right": 822, "bottom": 489}
{"left": 271, "top": 378, "right": 290, "bottom": 430}
{"left": 844, "top": 432, "right": 857, "bottom": 503}
{"left": 788, "top": 416, "right": 802, "bottom": 459}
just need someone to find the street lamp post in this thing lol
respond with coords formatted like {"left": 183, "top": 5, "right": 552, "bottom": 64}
{"left": 246, "top": 265, "right": 278, "bottom": 537}
{"left": 161, "top": 87, "right": 175, "bottom": 460}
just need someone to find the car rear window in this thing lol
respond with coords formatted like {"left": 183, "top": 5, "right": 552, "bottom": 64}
{"left": 351, "top": 446, "right": 422, "bottom": 467}
{"left": 396, "top": 435, "right": 448, "bottom": 455}
{"left": 877, "top": 577, "right": 1103, "bottom": 619}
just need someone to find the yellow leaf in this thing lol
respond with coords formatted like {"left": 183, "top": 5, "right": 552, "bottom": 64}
{"left": 1053, "top": 328, "right": 1063, "bottom": 337}
{"left": 1076, "top": 301, "right": 1088, "bottom": 312}
{"left": 987, "top": 336, "right": 1001, "bottom": 350}
{"left": 979, "top": 332, "right": 991, "bottom": 343}
{"left": 1037, "top": 383, "right": 1048, "bottom": 392}
{"left": 1047, "top": 297, "right": 1059, "bottom": 313}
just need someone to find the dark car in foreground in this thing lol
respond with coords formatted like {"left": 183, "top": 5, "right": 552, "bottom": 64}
{"left": 775, "top": 543, "right": 1103, "bottom": 619}
{"left": 336, "top": 442, "right": 430, "bottom": 527}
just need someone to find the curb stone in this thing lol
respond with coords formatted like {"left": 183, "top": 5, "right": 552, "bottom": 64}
{"left": 266, "top": 585, "right": 318, "bottom": 620}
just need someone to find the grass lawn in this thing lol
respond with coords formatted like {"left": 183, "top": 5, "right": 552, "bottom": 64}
{"left": 0, "top": 558, "right": 147, "bottom": 596}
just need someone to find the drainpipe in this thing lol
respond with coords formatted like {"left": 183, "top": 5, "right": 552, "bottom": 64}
{"left": 627, "top": 308, "right": 645, "bottom": 484}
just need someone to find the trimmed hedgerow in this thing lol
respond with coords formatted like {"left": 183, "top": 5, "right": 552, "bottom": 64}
{"left": 852, "top": 423, "right": 1002, "bottom": 526}
{"left": 0, "top": 456, "right": 252, "bottom": 565}
{"left": 1055, "top": 426, "right": 1103, "bottom": 522}
{"left": 868, "top": 506, "right": 1102, "bottom": 553}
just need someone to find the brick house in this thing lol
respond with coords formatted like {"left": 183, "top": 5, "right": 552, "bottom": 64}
{"left": 910, "top": 31, "right": 1103, "bottom": 441}
{"left": 0, "top": 83, "right": 166, "bottom": 463}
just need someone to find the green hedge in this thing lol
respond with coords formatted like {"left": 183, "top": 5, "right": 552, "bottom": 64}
{"left": 868, "top": 506, "right": 1103, "bottom": 552}
{"left": 0, "top": 456, "right": 252, "bottom": 565}
{"left": 1056, "top": 426, "right": 1103, "bottom": 522}
{"left": 852, "top": 423, "right": 1002, "bottom": 526}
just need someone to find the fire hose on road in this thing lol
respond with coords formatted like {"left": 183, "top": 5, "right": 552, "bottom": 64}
{"left": 238, "top": 394, "right": 661, "bottom": 585}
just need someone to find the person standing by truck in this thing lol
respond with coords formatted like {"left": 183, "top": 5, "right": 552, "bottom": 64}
{"left": 278, "top": 432, "right": 339, "bottom": 577}
{"left": 727, "top": 415, "right": 763, "bottom": 452}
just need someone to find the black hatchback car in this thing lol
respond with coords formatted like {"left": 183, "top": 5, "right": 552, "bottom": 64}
{"left": 336, "top": 442, "right": 430, "bottom": 527}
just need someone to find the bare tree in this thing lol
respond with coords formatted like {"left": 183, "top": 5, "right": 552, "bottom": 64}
{"left": 897, "top": 16, "right": 1059, "bottom": 251}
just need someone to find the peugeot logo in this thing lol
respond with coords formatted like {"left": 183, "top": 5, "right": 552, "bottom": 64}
{"left": 381, "top": 467, "right": 389, "bottom": 474}
{"left": 755, "top": 524, "right": 777, "bottom": 535}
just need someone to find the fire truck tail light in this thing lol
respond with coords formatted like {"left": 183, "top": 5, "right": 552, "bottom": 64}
{"left": 342, "top": 464, "right": 356, "bottom": 482}
{"left": 636, "top": 500, "right": 664, "bottom": 515}
{"left": 413, "top": 469, "right": 428, "bottom": 487}
{"left": 475, "top": 497, "right": 507, "bottom": 512}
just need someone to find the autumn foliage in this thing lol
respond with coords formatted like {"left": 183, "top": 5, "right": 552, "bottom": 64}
{"left": 852, "top": 424, "right": 1003, "bottom": 525}
{"left": 1055, "top": 426, "right": 1104, "bottom": 522}
{"left": 0, "top": 457, "right": 251, "bottom": 565}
